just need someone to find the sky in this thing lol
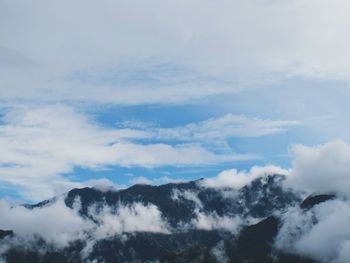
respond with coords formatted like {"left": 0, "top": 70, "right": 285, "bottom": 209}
{"left": 1, "top": 0, "right": 350, "bottom": 202}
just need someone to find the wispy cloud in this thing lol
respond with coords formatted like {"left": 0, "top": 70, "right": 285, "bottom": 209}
{"left": 148, "top": 114, "right": 299, "bottom": 142}
{"left": 0, "top": 105, "right": 257, "bottom": 200}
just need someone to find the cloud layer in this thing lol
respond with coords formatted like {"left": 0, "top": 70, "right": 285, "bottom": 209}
{"left": 2, "top": 0, "right": 350, "bottom": 105}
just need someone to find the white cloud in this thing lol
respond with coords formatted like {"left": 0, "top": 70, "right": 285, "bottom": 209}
{"left": 276, "top": 200, "right": 350, "bottom": 263}
{"left": 115, "top": 114, "right": 299, "bottom": 148}
{"left": 91, "top": 203, "right": 170, "bottom": 240}
{"left": 171, "top": 188, "right": 245, "bottom": 233}
{"left": 1, "top": 0, "right": 350, "bottom": 105}
{"left": 110, "top": 142, "right": 251, "bottom": 167}
{"left": 191, "top": 211, "right": 243, "bottom": 234}
{"left": 172, "top": 189, "right": 203, "bottom": 209}
{"left": 0, "top": 104, "right": 254, "bottom": 201}
{"left": 130, "top": 176, "right": 184, "bottom": 186}
{"left": 150, "top": 114, "right": 299, "bottom": 141}
{"left": 0, "top": 197, "right": 170, "bottom": 253}
{"left": 0, "top": 198, "right": 92, "bottom": 248}
{"left": 274, "top": 140, "right": 350, "bottom": 262}
{"left": 83, "top": 178, "right": 125, "bottom": 192}
{"left": 286, "top": 140, "right": 350, "bottom": 197}
{"left": 201, "top": 165, "right": 289, "bottom": 189}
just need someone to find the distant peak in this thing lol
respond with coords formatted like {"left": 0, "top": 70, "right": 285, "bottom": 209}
{"left": 300, "top": 194, "right": 336, "bottom": 210}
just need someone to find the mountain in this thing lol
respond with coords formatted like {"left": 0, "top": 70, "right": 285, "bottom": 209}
{"left": 0, "top": 174, "right": 335, "bottom": 263}
{"left": 0, "top": 230, "right": 12, "bottom": 240}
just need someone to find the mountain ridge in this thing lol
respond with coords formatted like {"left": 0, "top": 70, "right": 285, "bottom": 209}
{"left": 0, "top": 174, "right": 334, "bottom": 262}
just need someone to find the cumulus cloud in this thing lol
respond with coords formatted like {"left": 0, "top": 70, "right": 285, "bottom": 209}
{"left": 201, "top": 165, "right": 289, "bottom": 189}
{"left": 276, "top": 200, "right": 350, "bottom": 263}
{"left": 286, "top": 140, "right": 350, "bottom": 197}
{"left": 271, "top": 140, "right": 350, "bottom": 263}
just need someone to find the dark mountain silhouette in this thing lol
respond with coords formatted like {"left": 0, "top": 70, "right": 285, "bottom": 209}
{"left": 0, "top": 174, "right": 331, "bottom": 262}
{"left": 300, "top": 194, "right": 336, "bottom": 210}
{"left": 0, "top": 230, "right": 13, "bottom": 240}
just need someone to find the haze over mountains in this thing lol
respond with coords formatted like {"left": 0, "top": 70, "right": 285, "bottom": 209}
{"left": 0, "top": 169, "right": 347, "bottom": 263}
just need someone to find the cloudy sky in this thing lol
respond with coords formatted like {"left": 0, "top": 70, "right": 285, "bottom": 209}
{"left": 1, "top": 0, "right": 350, "bottom": 202}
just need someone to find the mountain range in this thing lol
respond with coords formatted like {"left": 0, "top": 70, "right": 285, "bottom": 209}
{"left": 0, "top": 174, "right": 335, "bottom": 263}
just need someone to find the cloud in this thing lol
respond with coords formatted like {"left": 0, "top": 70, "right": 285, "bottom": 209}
{"left": 171, "top": 188, "right": 245, "bottom": 233}
{"left": 109, "top": 143, "right": 252, "bottom": 167}
{"left": 83, "top": 178, "right": 125, "bottom": 192}
{"left": 276, "top": 200, "right": 350, "bottom": 263}
{"left": 0, "top": 197, "right": 170, "bottom": 253}
{"left": 285, "top": 140, "right": 350, "bottom": 197}
{"left": 0, "top": 104, "right": 254, "bottom": 201}
{"left": 201, "top": 165, "right": 289, "bottom": 189}
{"left": 91, "top": 203, "right": 170, "bottom": 240}
{"left": 130, "top": 176, "right": 184, "bottom": 186}
{"left": 190, "top": 211, "right": 243, "bottom": 234}
{"left": 0, "top": 198, "right": 92, "bottom": 248}
{"left": 272, "top": 140, "right": 350, "bottom": 263}
{"left": 149, "top": 114, "right": 299, "bottom": 142}
{"left": 115, "top": 114, "right": 299, "bottom": 148}
{"left": 211, "top": 241, "right": 229, "bottom": 263}
{"left": 1, "top": 0, "right": 350, "bottom": 105}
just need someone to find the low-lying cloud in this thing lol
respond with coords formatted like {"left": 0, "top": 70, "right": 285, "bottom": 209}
{"left": 276, "top": 199, "right": 350, "bottom": 263}
{"left": 201, "top": 165, "right": 289, "bottom": 189}
{"left": 0, "top": 197, "right": 170, "bottom": 253}
{"left": 286, "top": 140, "right": 350, "bottom": 197}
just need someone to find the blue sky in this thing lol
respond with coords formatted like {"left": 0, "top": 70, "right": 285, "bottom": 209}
{"left": 1, "top": 0, "right": 350, "bottom": 202}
